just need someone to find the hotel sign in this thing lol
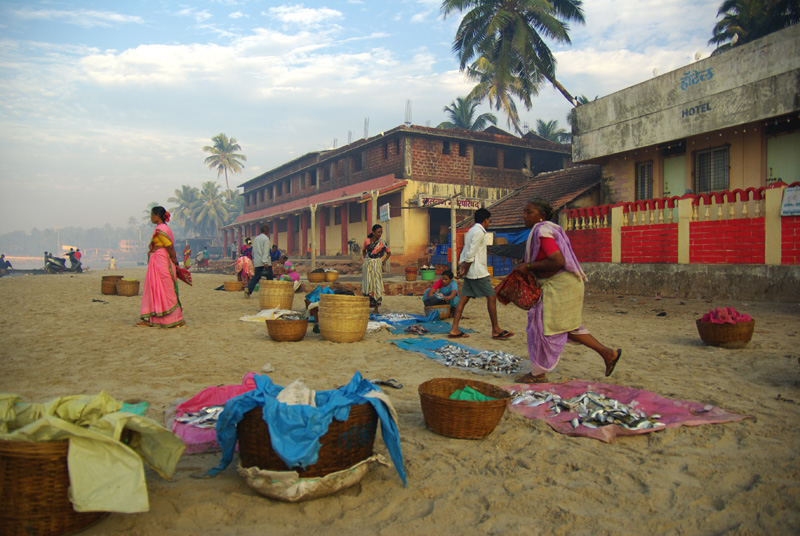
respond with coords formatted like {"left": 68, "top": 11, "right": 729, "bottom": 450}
{"left": 419, "top": 196, "right": 482, "bottom": 209}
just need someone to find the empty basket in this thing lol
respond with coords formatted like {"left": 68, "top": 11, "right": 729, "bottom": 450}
{"left": 115, "top": 279, "right": 140, "bottom": 297}
{"left": 418, "top": 378, "right": 510, "bottom": 439}
{"left": 265, "top": 318, "right": 309, "bottom": 342}
{"left": 424, "top": 304, "right": 451, "bottom": 320}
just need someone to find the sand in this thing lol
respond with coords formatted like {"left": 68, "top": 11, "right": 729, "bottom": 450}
{"left": 2, "top": 269, "right": 799, "bottom": 535}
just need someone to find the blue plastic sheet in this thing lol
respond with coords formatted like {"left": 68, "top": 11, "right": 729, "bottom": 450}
{"left": 206, "top": 373, "right": 406, "bottom": 485}
{"left": 390, "top": 337, "right": 481, "bottom": 359}
{"left": 371, "top": 312, "right": 474, "bottom": 335}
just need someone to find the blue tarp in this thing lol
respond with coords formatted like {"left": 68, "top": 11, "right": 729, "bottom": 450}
{"left": 206, "top": 372, "right": 406, "bottom": 485}
{"left": 495, "top": 229, "right": 530, "bottom": 245}
{"left": 370, "top": 312, "right": 474, "bottom": 335}
{"left": 390, "top": 337, "right": 480, "bottom": 360}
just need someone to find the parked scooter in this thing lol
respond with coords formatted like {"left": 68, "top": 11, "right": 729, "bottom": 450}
{"left": 45, "top": 251, "right": 82, "bottom": 273}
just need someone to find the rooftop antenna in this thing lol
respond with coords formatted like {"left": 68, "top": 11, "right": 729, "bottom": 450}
{"left": 333, "top": 138, "right": 337, "bottom": 149}
{"left": 364, "top": 117, "right": 369, "bottom": 138}
{"left": 523, "top": 121, "right": 529, "bottom": 133}
{"left": 404, "top": 100, "right": 412, "bottom": 127}
{"left": 348, "top": 130, "right": 353, "bottom": 144}
{"left": 425, "top": 120, "right": 430, "bottom": 127}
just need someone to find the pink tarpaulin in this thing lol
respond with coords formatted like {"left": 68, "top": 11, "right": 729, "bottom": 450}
{"left": 172, "top": 372, "right": 257, "bottom": 454}
{"left": 505, "top": 380, "right": 748, "bottom": 443}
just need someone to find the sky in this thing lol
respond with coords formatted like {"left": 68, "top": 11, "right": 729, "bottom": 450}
{"left": 0, "top": 0, "right": 724, "bottom": 234}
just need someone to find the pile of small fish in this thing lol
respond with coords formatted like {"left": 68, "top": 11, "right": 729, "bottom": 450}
{"left": 278, "top": 314, "right": 306, "bottom": 321}
{"left": 509, "top": 389, "right": 665, "bottom": 431}
{"left": 405, "top": 324, "right": 429, "bottom": 334}
{"left": 433, "top": 344, "right": 525, "bottom": 374}
{"left": 377, "top": 313, "right": 417, "bottom": 321}
{"left": 175, "top": 405, "right": 225, "bottom": 428}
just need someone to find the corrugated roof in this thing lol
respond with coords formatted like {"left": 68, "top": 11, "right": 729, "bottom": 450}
{"left": 469, "top": 164, "right": 602, "bottom": 229}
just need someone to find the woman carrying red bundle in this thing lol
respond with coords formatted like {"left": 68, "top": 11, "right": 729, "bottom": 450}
{"left": 138, "top": 206, "right": 185, "bottom": 328}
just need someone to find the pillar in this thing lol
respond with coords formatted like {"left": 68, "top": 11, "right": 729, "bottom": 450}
{"left": 611, "top": 205, "right": 623, "bottom": 264}
{"left": 765, "top": 185, "right": 785, "bottom": 265}
{"left": 301, "top": 211, "right": 309, "bottom": 258}
{"left": 287, "top": 215, "right": 295, "bottom": 256}
{"left": 341, "top": 204, "right": 349, "bottom": 255}
{"left": 320, "top": 207, "right": 327, "bottom": 256}
{"left": 224, "top": 230, "right": 229, "bottom": 258}
{"left": 366, "top": 199, "right": 373, "bottom": 230}
{"left": 677, "top": 197, "right": 693, "bottom": 264}
{"left": 310, "top": 204, "right": 317, "bottom": 270}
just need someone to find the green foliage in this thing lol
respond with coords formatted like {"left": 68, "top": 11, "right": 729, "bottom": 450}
{"left": 535, "top": 119, "right": 569, "bottom": 143}
{"left": 438, "top": 95, "right": 498, "bottom": 130}
{"left": 203, "top": 133, "right": 247, "bottom": 200}
{"left": 709, "top": 0, "right": 799, "bottom": 54}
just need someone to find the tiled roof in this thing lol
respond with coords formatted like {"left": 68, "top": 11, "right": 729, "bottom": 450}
{"left": 469, "top": 164, "right": 602, "bottom": 229}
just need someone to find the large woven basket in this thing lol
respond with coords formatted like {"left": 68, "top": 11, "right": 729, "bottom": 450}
{"left": 0, "top": 439, "right": 108, "bottom": 536}
{"left": 224, "top": 281, "right": 244, "bottom": 292}
{"left": 418, "top": 378, "right": 510, "bottom": 439}
{"left": 115, "top": 279, "right": 140, "bottom": 297}
{"left": 101, "top": 275, "right": 124, "bottom": 295}
{"left": 265, "top": 318, "right": 309, "bottom": 342}
{"left": 424, "top": 304, "right": 451, "bottom": 320}
{"left": 324, "top": 271, "right": 338, "bottom": 282}
{"left": 237, "top": 403, "right": 378, "bottom": 478}
{"left": 696, "top": 319, "right": 755, "bottom": 349}
{"left": 307, "top": 273, "right": 325, "bottom": 283}
{"left": 259, "top": 280, "right": 294, "bottom": 310}
{"left": 318, "top": 294, "right": 370, "bottom": 343}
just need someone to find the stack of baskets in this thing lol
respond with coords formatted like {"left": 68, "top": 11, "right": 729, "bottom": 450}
{"left": 116, "top": 278, "right": 140, "bottom": 297}
{"left": 317, "top": 294, "right": 370, "bottom": 343}
{"left": 265, "top": 318, "right": 309, "bottom": 342}
{"left": 101, "top": 275, "right": 124, "bottom": 295}
{"left": 404, "top": 266, "right": 417, "bottom": 281}
{"left": 424, "top": 304, "right": 451, "bottom": 320}
{"left": 237, "top": 403, "right": 378, "bottom": 477}
{"left": 696, "top": 319, "right": 755, "bottom": 349}
{"left": 0, "top": 438, "right": 113, "bottom": 535}
{"left": 224, "top": 281, "right": 244, "bottom": 292}
{"left": 418, "top": 378, "right": 510, "bottom": 439}
{"left": 259, "top": 280, "right": 294, "bottom": 310}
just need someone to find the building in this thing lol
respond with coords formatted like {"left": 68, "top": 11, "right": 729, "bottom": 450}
{"left": 222, "top": 124, "right": 571, "bottom": 264}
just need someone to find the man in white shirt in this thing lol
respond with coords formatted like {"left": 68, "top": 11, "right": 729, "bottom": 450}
{"left": 447, "top": 208, "right": 514, "bottom": 340}
{"left": 244, "top": 224, "right": 271, "bottom": 298}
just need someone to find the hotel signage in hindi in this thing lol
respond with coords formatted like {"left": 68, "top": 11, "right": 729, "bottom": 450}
{"left": 379, "top": 203, "right": 391, "bottom": 222}
{"left": 419, "top": 196, "right": 482, "bottom": 209}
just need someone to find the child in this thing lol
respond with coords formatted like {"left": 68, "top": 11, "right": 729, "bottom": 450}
{"left": 423, "top": 269, "right": 459, "bottom": 312}
{"left": 277, "top": 255, "right": 301, "bottom": 291}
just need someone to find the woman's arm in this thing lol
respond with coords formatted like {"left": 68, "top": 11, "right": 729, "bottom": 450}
{"left": 166, "top": 244, "right": 178, "bottom": 265}
{"left": 514, "top": 251, "right": 565, "bottom": 277}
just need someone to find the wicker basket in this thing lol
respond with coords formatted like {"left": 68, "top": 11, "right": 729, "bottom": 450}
{"left": 405, "top": 273, "right": 417, "bottom": 281}
{"left": 307, "top": 273, "right": 325, "bottom": 283}
{"left": 259, "top": 280, "right": 294, "bottom": 310}
{"left": 418, "top": 378, "right": 510, "bottom": 439}
{"left": 237, "top": 403, "right": 378, "bottom": 478}
{"left": 324, "top": 271, "right": 338, "bottom": 282}
{"left": 424, "top": 304, "right": 451, "bottom": 320}
{"left": 101, "top": 275, "right": 124, "bottom": 295}
{"left": 318, "top": 294, "right": 370, "bottom": 343}
{"left": 115, "top": 279, "right": 140, "bottom": 297}
{"left": 696, "top": 319, "right": 755, "bottom": 349}
{"left": 224, "top": 281, "right": 244, "bottom": 292}
{"left": 265, "top": 318, "right": 309, "bottom": 342}
{"left": 0, "top": 439, "right": 108, "bottom": 536}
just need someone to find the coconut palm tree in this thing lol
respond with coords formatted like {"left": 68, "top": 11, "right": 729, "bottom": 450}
{"left": 193, "top": 181, "right": 230, "bottom": 236}
{"left": 168, "top": 185, "right": 201, "bottom": 237}
{"left": 437, "top": 96, "right": 498, "bottom": 130}
{"left": 535, "top": 119, "right": 569, "bottom": 143}
{"left": 202, "top": 133, "right": 247, "bottom": 200}
{"left": 709, "top": 0, "right": 799, "bottom": 54}
{"left": 142, "top": 201, "right": 160, "bottom": 221}
{"left": 442, "top": 0, "right": 585, "bottom": 129}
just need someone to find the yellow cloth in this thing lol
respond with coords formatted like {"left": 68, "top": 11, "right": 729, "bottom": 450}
{"left": 152, "top": 231, "right": 172, "bottom": 248}
{"left": 0, "top": 391, "right": 185, "bottom": 513}
{"left": 540, "top": 270, "right": 584, "bottom": 336}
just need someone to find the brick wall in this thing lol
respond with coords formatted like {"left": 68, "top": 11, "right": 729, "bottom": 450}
{"left": 690, "top": 218, "right": 765, "bottom": 264}
{"left": 781, "top": 216, "right": 800, "bottom": 264}
{"left": 621, "top": 224, "right": 678, "bottom": 263}
{"left": 569, "top": 228, "right": 612, "bottom": 262}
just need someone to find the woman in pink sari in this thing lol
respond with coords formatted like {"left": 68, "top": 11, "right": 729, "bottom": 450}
{"left": 138, "top": 206, "right": 185, "bottom": 328}
{"left": 513, "top": 199, "right": 620, "bottom": 383}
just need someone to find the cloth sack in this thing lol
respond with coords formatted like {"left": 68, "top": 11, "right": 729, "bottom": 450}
{"left": 495, "top": 270, "right": 541, "bottom": 310}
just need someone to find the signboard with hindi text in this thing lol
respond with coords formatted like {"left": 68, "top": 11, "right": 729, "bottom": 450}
{"left": 379, "top": 203, "right": 391, "bottom": 222}
{"left": 418, "top": 196, "right": 482, "bottom": 209}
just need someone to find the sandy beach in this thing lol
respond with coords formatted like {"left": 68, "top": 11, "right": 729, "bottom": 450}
{"left": 2, "top": 269, "right": 799, "bottom": 535}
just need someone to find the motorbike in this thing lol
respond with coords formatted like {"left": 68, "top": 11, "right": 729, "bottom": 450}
{"left": 347, "top": 238, "right": 361, "bottom": 255}
{"left": 45, "top": 253, "right": 82, "bottom": 274}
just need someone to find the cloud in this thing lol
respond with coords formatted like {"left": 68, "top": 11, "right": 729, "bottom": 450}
{"left": 176, "top": 8, "right": 213, "bottom": 24}
{"left": 265, "top": 5, "right": 343, "bottom": 27}
{"left": 229, "top": 12, "right": 245, "bottom": 19}
{"left": 10, "top": 8, "right": 144, "bottom": 28}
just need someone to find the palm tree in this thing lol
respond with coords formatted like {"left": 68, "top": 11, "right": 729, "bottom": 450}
{"left": 535, "top": 119, "right": 569, "bottom": 143}
{"left": 442, "top": 0, "right": 585, "bottom": 129}
{"left": 168, "top": 185, "right": 201, "bottom": 237}
{"left": 437, "top": 96, "right": 498, "bottom": 130}
{"left": 202, "top": 133, "right": 247, "bottom": 200}
{"left": 709, "top": 0, "right": 799, "bottom": 54}
{"left": 142, "top": 201, "right": 160, "bottom": 221}
{"left": 193, "top": 181, "right": 230, "bottom": 236}
{"left": 225, "top": 190, "right": 245, "bottom": 225}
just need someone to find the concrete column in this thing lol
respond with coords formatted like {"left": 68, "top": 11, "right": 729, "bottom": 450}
{"left": 366, "top": 199, "right": 373, "bottom": 230}
{"left": 224, "top": 230, "right": 229, "bottom": 258}
{"left": 450, "top": 197, "right": 458, "bottom": 273}
{"left": 677, "top": 197, "right": 693, "bottom": 264}
{"left": 301, "top": 211, "right": 309, "bottom": 258}
{"left": 319, "top": 207, "right": 327, "bottom": 256}
{"left": 287, "top": 216, "right": 294, "bottom": 256}
{"left": 310, "top": 204, "right": 317, "bottom": 270}
{"left": 611, "top": 205, "right": 623, "bottom": 263}
{"left": 341, "top": 204, "right": 349, "bottom": 255}
{"left": 371, "top": 190, "right": 379, "bottom": 227}
{"left": 765, "top": 185, "right": 786, "bottom": 265}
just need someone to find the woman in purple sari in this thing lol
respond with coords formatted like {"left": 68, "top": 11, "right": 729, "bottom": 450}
{"left": 513, "top": 199, "right": 620, "bottom": 383}
{"left": 138, "top": 206, "right": 185, "bottom": 328}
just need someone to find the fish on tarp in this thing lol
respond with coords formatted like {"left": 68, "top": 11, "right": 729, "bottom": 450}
{"left": 432, "top": 345, "right": 524, "bottom": 374}
{"left": 175, "top": 405, "right": 225, "bottom": 428}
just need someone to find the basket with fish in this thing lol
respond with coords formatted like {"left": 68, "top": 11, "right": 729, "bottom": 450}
{"left": 418, "top": 378, "right": 510, "bottom": 439}
{"left": 265, "top": 316, "right": 309, "bottom": 342}
{"left": 237, "top": 403, "right": 378, "bottom": 478}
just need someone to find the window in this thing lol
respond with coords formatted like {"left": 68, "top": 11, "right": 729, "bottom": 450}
{"left": 504, "top": 148, "right": 526, "bottom": 170}
{"left": 334, "top": 207, "right": 341, "bottom": 225}
{"left": 268, "top": 185, "right": 273, "bottom": 200}
{"left": 258, "top": 190, "right": 264, "bottom": 203}
{"left": 395, "top": 139, "right": 401, "bottom": 155}
{"left": 442, "top": 141, "right": 451, "bottom": 155}
{"left": 353, "top": 154, "right": 362, "bottom": 172}
{"left": 459, "top": 143, "right": 467, "bottom": 157}
{"left": 348, "top": 203, "right": 362, "bottom": 223}
{"left": 383, "top": 143, "right": 388, "bottom": 159}
{"left": 694, "top": 146, "right": 729, "bottom": 193}
{"left": 286, "top": 180, "right": 291, "bottom": 194}
{"left": 636, "top": 161, "right": 653, "bottom": 200}
{"left": 310, "top": 170, "right": 317, "bottom": 187}
{"left": 475, "top": 145, "right": 498, "bottom": 167}
{"left": 323, "top": 167, "right": 330, "bottom": 182}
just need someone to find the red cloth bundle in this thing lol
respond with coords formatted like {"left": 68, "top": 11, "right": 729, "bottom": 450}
{"left": 176, "top": 266, "right": 193, "bottom": 286}
{"left": 494, "top": 270, "right": 540, "bottom": 310}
